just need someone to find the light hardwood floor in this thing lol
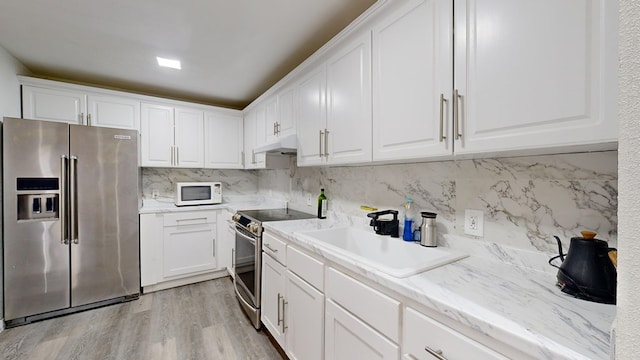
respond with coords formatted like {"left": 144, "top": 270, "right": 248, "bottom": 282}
{"left": 0, "top": 277, "right": 284, "bottom": 360}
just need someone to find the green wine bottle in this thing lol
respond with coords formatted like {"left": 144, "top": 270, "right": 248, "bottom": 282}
{"left": 317, "top": 188, "right": 327, "bottom": 219}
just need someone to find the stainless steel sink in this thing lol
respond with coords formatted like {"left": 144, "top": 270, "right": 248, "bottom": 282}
{"left": 296, "top": 227, "right": 467, "bottom": 278}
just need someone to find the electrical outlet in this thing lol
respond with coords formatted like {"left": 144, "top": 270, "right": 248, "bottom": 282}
{"left": 152, "top": 189, "right": 159, "bottom": 199}
{"left": 464, "top": 209, "right": 484, "bottom": 237}
{"left": 306, "top": 193, "right": 313, "bottom": 206}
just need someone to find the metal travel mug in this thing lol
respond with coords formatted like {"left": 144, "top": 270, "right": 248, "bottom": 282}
{"left": 419, "top": 212, "right": 437, "bottom": 247}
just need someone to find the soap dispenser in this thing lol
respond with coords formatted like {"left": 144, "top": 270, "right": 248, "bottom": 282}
{"left": 402, "top": 197, "right": 416, "bottom": 241}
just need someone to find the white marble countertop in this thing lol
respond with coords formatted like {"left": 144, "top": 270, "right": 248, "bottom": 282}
{"left": 138, "top": 196, "right": 289, "bottom": 214}
{"left": 262, "top": 214, "right": 615, "bottom": 360}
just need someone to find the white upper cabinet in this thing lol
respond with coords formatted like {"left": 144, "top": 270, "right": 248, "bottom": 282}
{"left": 140, "top": 103, "right": 174, "bottom": 167}
{"left": 204, "top": 111, "right": 244, "bottom": 169}
{"left": 296, "top": 66, "right": 327, "bottom": 167}
{"left": 243, "top": 108, "right": 268, "bottom": 169}
{"left": 86, "top": 94, "right": 140, "bottom": 130}
{"left": 140, "top": 103, "right": 204, "bottom": 168}
{"left": 174, "top": 107, "right": 205, "bottom": 168}
{"left": 452, "top": 0, "right": 618, "bottom": 155}
{"left": 326, "top": 31, "right": 372, "bottom": 165}
{"left": 297, "top": 31, "right": 372, "bottom": 167}
{"left": 277, "top": 86, "right": 297, "bottom": 138}
{"left": 372, "top": 0, "right": 453, "bottom": 161}
{"left": 21, "top": 78, "right": 140, "bottom": 130}
{"left": 264, "top": 96, "right": 280, "bottom": 143}
{"left": 22, "top": 85, "right": 87, "bottom": 125}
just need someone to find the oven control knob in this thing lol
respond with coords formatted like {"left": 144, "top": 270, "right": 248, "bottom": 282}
{"left": 232, "top": 213, "right": 241, "bottom": 222}
{"left": 248, "top": 222, "right": 259, "bottom": 233}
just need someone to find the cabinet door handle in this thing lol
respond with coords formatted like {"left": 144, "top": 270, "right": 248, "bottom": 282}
{"left": 453, "top": 89, "right": 462, "bottom": 140}
{"left": 264, "top": 243, "right": 278, "bottom": 253}
{"left": 324, "top": 129, "right": 329, "bottom": 157}
{"left": 282, "top": 299, "right": 288, "bottom": 332}
{"left": 273, "top": 122, "right": 277, "bottom": 136}
{"left": 231, "top": 248, "right": 235, "bottom": 268}
{"left": 277, "top": 293, "right": 282, "bottom": 326}
{"left": 424, "top": 346, "right": 447, "bottom": 360}
{"left": 212, "top": 237, "right": 216, "bottom": 257}
{"left": 319, "top": 130, "right": 324, "bottom": 158}
{"left": 78, "top": 112, "right": 84, "bottom": 125}
{"left": 176, "top": 146, "right": 179, "bottom": 165}
{"left": 87, "top": 113, "right": 92, "bottom": 126}
{"left": 439, "top": 94, "right": 447, "bottom": 142}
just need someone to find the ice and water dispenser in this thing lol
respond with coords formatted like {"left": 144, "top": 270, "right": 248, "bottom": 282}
{"left": 16, "top": 178, "right": 59, "bottom": 220}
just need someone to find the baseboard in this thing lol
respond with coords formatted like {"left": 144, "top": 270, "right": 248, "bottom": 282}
{"left": 142, "top": 269, "right": 229, "bottom": 293}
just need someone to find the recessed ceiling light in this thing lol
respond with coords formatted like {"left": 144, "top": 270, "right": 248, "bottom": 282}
{"left": 156, "top": 57, "right": 181, "bottom": 70}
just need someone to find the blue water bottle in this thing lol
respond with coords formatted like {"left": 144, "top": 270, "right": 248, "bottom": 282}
{"left": 402, "top": 197, "right": 416, "bottom": 241}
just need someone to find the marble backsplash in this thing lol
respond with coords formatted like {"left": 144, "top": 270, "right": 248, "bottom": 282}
{"left": 258, "top": 151, "right": 618, "bottom": 253}
{"left": 141, "top": 167, "right": 259, "bottom": 200}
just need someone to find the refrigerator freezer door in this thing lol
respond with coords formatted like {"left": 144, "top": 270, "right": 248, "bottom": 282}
{"left": 69, "top": 125, "right": 140, "bottom": 307}
{"left": 2, "top": 117, "right": 71, "bottom": 320}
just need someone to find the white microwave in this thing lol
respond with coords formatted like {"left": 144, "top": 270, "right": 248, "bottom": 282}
{"left": 175, "top": 182, "right": 222, "bottom": 206}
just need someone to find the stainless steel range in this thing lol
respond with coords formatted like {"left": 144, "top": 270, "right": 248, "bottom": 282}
{"left": 232, "top": 208, "right": 315, "bottom": 329}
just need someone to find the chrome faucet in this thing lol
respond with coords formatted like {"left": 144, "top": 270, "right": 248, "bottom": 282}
{"left": 367, "top": 210, "right": 399, "bottom": 238}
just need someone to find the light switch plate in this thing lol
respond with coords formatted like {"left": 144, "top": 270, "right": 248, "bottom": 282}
{"left": 464, "top": 209, "right": 484, "bottom": 237}
{"left": 306, "top": 193, "right": 313, "bottom": 206}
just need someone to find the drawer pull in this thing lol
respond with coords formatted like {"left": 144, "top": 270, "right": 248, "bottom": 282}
{"left": 425, "top": 346, "right": 447, "bottom": 360}
{"left": 264, "top": 243, "right": 278, "bottom": 253}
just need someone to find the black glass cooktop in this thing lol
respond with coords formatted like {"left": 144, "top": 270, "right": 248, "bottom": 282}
{"left": 238, "top": 208, "right": 315, "bottom": 223}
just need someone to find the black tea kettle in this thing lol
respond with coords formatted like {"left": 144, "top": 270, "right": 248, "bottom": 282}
{"left": 549, "top": 231, "right": 617, "bottom": 304}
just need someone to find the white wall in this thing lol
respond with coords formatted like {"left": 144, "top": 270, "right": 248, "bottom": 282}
{"left": 0, "top": 45, "right": 28, "bottom": 118}
{"left": 616, "top": 0, "right": 640, "bottom": 358}
{"left": 0, "top": 44, "right": 30, "bottom": 325}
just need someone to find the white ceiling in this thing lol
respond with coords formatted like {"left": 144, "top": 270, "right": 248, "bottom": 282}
{"left": 0, "top": 0, "right": 376, "bottom": 109}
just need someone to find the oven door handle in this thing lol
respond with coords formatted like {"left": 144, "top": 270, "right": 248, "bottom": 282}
{"left": 234, "top": 279, "right": 256, "bottom": 312}
{"left": 235, "top": 228, "right": 257, "bottom": 245}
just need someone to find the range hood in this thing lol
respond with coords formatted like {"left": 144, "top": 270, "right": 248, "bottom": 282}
{"left": 253, "top": 134, "right": 297, "bottom": 155}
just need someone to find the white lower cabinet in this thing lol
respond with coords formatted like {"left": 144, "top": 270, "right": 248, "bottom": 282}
{"left": 285, "top": 270, "right": 324, "bottom": 360}
{"left": 140, "top": 210, "right": 226, "bottom": 293}
{"left": 162, "top": 212, "right": 217, "bottom": 278}
{"left": 325, "top": 299, "right": 399, "bottom": 360}
{"left": 217, "top": 209, "right": 235, "bottom": 278}
{"left": 262, "top": 252, "right": 287, "bottom": 345}
{"left": 261, "top": 232, "right": 325, "bottom": 359}
{"left": 403, "top": 307, "right": 508, "bottom": 360}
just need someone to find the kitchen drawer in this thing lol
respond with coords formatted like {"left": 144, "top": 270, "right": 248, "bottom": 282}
{"left": 163, "top": 211, "right": 216, "bottom": 227}
{"left": 263, "top": 231, "right": 287, "bottom": 265}
{"left": 287, "top": 245, "right": 324, "bottom": 291}
{"left": 403, "top": 307, "right": 508, "bottom": 360}
{"left": 326, "top": 267, "right": 400, "bottom": 342}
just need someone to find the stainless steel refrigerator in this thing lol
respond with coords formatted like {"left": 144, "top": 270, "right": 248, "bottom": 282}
{"left": 2, "top": 117, "right": 140, "bottom": 327}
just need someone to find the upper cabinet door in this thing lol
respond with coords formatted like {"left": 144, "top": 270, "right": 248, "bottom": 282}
{"left": 174, "top": 107, "right": 204, "bottom": 168}
{"left": 296, "top": 66, "right": 327, "bottom": 167}
{"left": 87, "top": 94, "right": 140, "bottom": 130}
{"left": 372, "top": 0, "right": 453, "bottom": 161}
{"left": 453, "top": 0, "right": 618, "bottom": 155}
{"left": 204, "top": 111, "right": 244, "bottom": 169}
{"left": 326, "top": 31, "right": 372, "bottom": 165}
{"left": 278, "top": 86, "right": 297, "bottom": 137}
{"left": 264, "top": 97, "right": 279, "bottom": 143}
{"left": 140, "top": 103, "right": 174, "bottom": 167}
{"left": 22, "top": 86, "right": 86, "bottom": 125}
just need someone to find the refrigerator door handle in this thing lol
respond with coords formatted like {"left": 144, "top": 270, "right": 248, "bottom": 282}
{"left": 70, "top": 155, "right": 79, "bottom": 244}
{"left": 60, "top": 155, "right": 69, "bottom": 245}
